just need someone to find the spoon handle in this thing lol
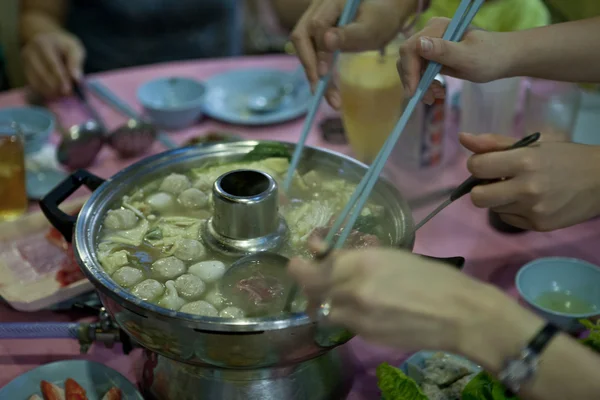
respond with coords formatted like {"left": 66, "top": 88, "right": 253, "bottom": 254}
{"left": 87, "top": 80, "right": 140, "bottom": 119}
{"left": 73, "top": 80, "right": 108, "bottom": 133}
{"left": 88, "top": 80, "right": 178, "bottom": 150}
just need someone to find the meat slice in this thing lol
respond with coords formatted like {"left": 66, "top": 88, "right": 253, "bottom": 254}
{"left": 307, "top": 226, "right": 380, "bottom": 252}
{"left": 64, "top": 378, "right": 88, "bottom": 400}
{"left": 101, "top": 387, "right": 122, "bottom": 400}
{"left": 235, "top": 272, "right": 285, "bottom": 306}
{"left": 40, "top": 381, "right": 65, "bottom": 400}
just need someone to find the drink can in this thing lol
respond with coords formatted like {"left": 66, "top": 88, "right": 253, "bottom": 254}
{"left": 392, "top": 74, "right": 447, "bottom": 171}
{"left": 416, "top": 74, "right": 446, "bottom": 168}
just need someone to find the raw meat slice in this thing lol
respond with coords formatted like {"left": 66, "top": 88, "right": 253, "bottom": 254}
{"left": 40, "top": 380, "right": 66, "bottom": 400}
{"left": 65, "top": 378, "right": 88, "bottom": 400}
{"left": 101, "top": 387, "right": 122, "bottom": 400}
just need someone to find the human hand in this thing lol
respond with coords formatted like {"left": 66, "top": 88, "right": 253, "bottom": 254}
{"left": 288, "top": 245, "right": 490, "bottom": 353}
{"left": 22, "top": 31, "right": 85, "bottom": 99}
{"left": 462, "top": 133, "right": 600, "bottom": 231}
{"left": 291, "top": 0, "right": 416, "bottom": 109}
{"left": 398, "top": 17, "right": 513, "bottom": 104}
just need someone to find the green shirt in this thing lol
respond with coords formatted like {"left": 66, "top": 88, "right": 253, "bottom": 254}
{"left": 416, "top": 0, "right": 550, "bottom": 32}
{"left": 542, "top": 0, "right": 600, "bottom": 22}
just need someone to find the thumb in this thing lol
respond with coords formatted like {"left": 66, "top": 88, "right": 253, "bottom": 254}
{"left": 418, "top": 36, "right": 467, "bottom": 70}
{"left": 459, "top": 132, "right": 517, "bottom": 154}
{"left": 60, "top": 39, "right": 85, "bottom": 81}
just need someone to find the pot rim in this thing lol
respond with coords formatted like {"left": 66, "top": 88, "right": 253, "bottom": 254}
{"left": 73, "top": 140, "right": 415, "bottom": 332}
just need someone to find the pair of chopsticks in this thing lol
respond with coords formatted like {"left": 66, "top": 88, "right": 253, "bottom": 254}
{"left": 282, "top": 0, "right": 361, "bottom": 192}
{"left": 282, "top": 0, "right": 484, "bottom": 314}
{"left": 319, "top": 0, "right": 485, "bottom": 256}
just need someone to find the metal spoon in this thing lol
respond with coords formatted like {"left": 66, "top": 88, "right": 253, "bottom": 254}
{"left": 55, "top": 81, "right": 109, "bottom": 169}
{"left": 25, "top": 89, "right": 104, "bottom": 170}
{"left": 247, "top": 66, "right": 306, "bottom": 113}
{"left": 220, "top": 252, "right": 297, "bottom": 313}
{"left": 86, "top": 80, "right": 176, "bottom": 150}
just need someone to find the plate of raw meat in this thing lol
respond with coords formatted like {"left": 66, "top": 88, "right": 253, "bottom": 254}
{"left": 0, "top": 196, "right": 94, "bottom": 311}
{"left": 0, "top": 360, "right": 143, "bottom": 400}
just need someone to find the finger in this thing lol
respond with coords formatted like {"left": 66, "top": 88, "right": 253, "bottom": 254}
{"left": 24, "top": 51, "right": 60, "bottom": 98}
{"left": 493, "top": 212, "right": 532, "bottom": 230}
{"left": 470, "top": 179, "right": 521, "bottom": 209}
{"left": 291, "top": 11, "right": 320, "bottom": 88}
{"left": 417, "top": 36, "right": 469, "bottom": 73}
{"left": 38, "top": 43, "right": 71, "bottom": 95}
{"left": 467, "top": 147, "right": 530, "bottom": 179}
{"left": 61, "top": 38, "right": 85, "bottom": 81}
{"left": 25, "top": 66, "right": 54, "bottom": 99}
{"left": 325, "top": 81, "right": 341, "bottom": 109}
{"left": 459, "top": 132, "right": 517, "bottom": 154}
{"left": 331, "top": 1, "right": 399, "bottom": 52}
{"left": 398, "top": 39, "right": 420, "bottom": 96}
{"left": 287, "top": 257, "right": 330, "bottom": 298}
{"left": 309, "top": 1, "right": 342, "bottom": 53}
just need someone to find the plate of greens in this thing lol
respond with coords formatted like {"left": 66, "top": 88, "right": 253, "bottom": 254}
{"left": 377, "top": 318, "right": 600, "bottom": 399}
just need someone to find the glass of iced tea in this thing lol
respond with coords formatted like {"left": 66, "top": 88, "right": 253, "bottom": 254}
{"left": 0, "top": 121, "right": 28, "bottom": 221}
{"left": 337, "top": 37, "right": 406, "bottom": 164}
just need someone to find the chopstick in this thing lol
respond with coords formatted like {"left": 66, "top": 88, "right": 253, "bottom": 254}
{"left": 282, "top": 0, "right": 361, "bottom": 192}
{"left": 323, "top": 0, "right": 484, "bottom": 252}
{"left": 284, "top": 0, "right": 483, "bottom": 314}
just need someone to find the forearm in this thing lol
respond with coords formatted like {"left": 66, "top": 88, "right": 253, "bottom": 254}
{"left": 500, "top": 17, "right": 600, "bottom": 83}
{"left": 20, "top": 0, "right": 69, "bottom": 44}
{"left": 269, "top": 0, "right": 311, "bottom": 31}
{"left": 462, "top": 284, "right": 600, "bottom": 400}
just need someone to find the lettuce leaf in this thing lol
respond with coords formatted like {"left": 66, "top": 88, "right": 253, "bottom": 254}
{"left": 462, "top": 371, "right": 520, "bottom": 400}
{"left": 242, "top": 143, "right": 291, "bottom": 162}
{"left": 376, "top": 362, "right": 428, "bottom": 400}
{"left": 579, "top": 318, "right": 600, "bottom": 352}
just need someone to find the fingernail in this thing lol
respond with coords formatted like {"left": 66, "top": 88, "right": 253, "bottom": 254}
{"left": 420, "top": 37, "right": 433, "bottom": 53}
{"left": 330, "top": 92, "right": 341, "bottom": 109}
{"left": 329, "top": 31, "right": 341, "bottom": 49}
{"left": 318, "top": 60, "right": 328, "bottom": 76}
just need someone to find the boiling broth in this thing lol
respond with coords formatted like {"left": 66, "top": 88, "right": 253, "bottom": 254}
{"left": 96, "top": 157, "right": 390, "bottom": 318}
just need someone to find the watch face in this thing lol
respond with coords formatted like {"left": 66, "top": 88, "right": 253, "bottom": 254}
{"left": 505, "top": 360, "right": 531, "bottom": 381}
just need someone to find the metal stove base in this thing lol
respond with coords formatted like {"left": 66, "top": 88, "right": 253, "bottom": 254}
{"left": 137, "top": 347, "right": 354, "bottom": 400}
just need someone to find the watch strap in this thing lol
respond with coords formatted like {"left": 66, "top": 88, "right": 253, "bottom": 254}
{"left": 500, "top": 322, "right": 560, "bottom": 395}
{"left": 528, "top": 322, "right": 560, "bottom": 355}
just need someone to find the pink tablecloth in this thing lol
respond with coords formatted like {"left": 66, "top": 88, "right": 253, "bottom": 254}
{"left": 2, "top": 55, "right": 600, "bottom": 399}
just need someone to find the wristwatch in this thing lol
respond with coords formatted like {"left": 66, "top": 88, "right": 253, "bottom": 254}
{"left": 498, "top": 322, "right": 560, "bottom": 395}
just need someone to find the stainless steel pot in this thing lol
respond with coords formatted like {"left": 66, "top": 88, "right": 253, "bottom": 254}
{"left": 40, "top": 141, "right": 464, "bottom": 400}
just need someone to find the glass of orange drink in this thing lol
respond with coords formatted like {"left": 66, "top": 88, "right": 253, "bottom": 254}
{"left": 0, "top": 121, "right": 28, "bottom": 221}
{"left": 337, "top": 36, "right": 406, "bottom": 164}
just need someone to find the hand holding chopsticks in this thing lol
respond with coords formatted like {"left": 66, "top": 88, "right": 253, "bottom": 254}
{"left": 412, "top": 132, "right": 541, "bottom": 233}
{"left": 282, "top": 0, "right": 485, "bottom": 315}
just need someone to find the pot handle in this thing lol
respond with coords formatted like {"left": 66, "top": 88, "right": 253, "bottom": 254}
{"left": 416, "top": 254, "right": 465, "bottom": 270}
{"left": 40, "top": 169, "right": 106, "bottom": 242}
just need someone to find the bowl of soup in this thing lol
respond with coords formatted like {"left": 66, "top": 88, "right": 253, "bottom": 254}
{"left": 40, "top": 140, "right": 415, "bottom": 368}
{"left": 516, "top": 257, "right": 600, "bottom": 332}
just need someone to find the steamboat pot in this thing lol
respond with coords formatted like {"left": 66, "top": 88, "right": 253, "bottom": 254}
{"left": 40, "top": 140, "right": 464, "bottom": 400}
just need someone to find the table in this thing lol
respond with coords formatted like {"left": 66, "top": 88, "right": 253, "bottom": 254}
{"left": 2, "top": 55, "right": 600, "bottom": 399}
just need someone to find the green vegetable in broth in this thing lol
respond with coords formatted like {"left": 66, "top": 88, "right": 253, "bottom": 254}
{"left": 242, "top": 142, "right": 291, "bottom": 162}
{"left": 354, "top": 215, "right": 378, "bottom": 234}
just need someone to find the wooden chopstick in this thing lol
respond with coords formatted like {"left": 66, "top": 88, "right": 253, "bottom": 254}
{"left": 282, "top": 0, "right": 362, "bottom": 192}
{"left": 325, "top": 0, "right": 484, "bottom": 250}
